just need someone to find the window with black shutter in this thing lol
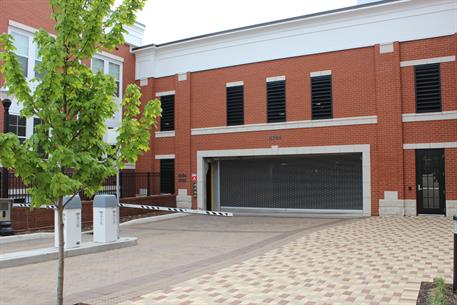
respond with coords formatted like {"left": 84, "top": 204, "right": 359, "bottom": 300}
{"left": 9, "top": 115, "right": 26, "bottom": 143}
{"left": 311, "top": 75, "right": 332, "bottom": 120}
{"left": 160, "top": 95, "right": 175, "bottom": 131}
{"left": 226, "top": 85, "right": 244, "bottom": 126}
{"left": 415, "top": 63, "right": 441, "bottom": 113}
{"left": 267, "top": 80, "right": 286, "bottom": 123}
{"left": 160, "top": 159, "right": 175, "bottom": 194}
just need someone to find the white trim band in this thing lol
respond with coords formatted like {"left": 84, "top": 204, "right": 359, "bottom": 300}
{"left": 155, "top": 154, "right": 175, "bottom": 160}
{"left": 9, "top": 20, "right": 40, "bottom": 34}
{"left": 266, "top": 76, "right": 285, "bottom": 82}
{"left": 310, "top": 70, "right": 332, "bottom": 77}
{"left": 403, "top": 142, "right": 457, "bottom": 149}
{"left": 155, "top": 131, "right": 175, "bottom": 138}
{"left": 226, "top": 81, "right": 244, "bottom": 87}
{"left": 97, "top": 51, "right": 124, "bottom": 63}
{"left": 400, "top": 56, "right": 455, "bottom": 67}
{"left": 124, "top": 163, "right": 136, "bottom": 169}
{"left": 402, "top": 111, "right": 457, "bottom": 122}
{"left": 156, "top": 90, "right": 176, "bottom": 97}
{"left": 191, "top": 115, "right": 377, "bottom": 136}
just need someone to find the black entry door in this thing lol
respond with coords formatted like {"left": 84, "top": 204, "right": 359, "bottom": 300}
{"left": 416, "top": 149, "right": 445, "bottom": 215}
{"left": 160, "top": 159, "right": 175, "bottom": 194}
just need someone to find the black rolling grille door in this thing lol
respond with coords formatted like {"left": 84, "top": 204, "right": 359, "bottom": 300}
{"left": 415, "top": 64, "right": 441, "bottom": 113}
{"left": 267, "top": 80, "right": 286, "bottom": 123}
{"left": 227, "top": 85, "right": 244, "bottom": 125}
{"left": 160, "top": 159, "right": 175, "bottom": 194}
{"left": 219, "top": 154, "right": 363, "bottom": 210}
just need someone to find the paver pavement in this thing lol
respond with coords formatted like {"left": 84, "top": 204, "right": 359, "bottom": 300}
{"left": 0, "top": 215, "right": 341, "bottom": 305}
{"left": 127, "top": 216, "right": 453, "bottom": 305}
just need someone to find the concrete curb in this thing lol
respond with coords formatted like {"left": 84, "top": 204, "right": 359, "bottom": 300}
{"left": 120, "top": 213, "right": 187, "bottom": 226}
{"left": 0, "top": 237, "right": 137, "bottom": 269}
{"left": 0, "top": 214, "right": 187, "bottom": 244}
{"left": 0, "top": 232, "right": 54, "bottom": 245}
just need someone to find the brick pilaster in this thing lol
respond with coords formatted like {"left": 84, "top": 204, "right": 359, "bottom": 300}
{"left": 374, "top": 42, "right": 405, "bottom": 214}
{"left": 174, "top": 73, "right": 193, "bottom": 207}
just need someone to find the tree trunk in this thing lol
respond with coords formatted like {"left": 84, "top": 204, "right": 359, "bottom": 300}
{"left": 57, "top": 197, "right": 65, "bottom": 305}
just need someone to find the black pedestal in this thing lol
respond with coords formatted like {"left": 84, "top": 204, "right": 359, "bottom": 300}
{"left": 0, "top": 221, "right": 15, "bottom": 236}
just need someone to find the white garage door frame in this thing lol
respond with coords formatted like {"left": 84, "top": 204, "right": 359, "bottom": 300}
{"left": 196, "top": 144, "right": 372, "bottom": 216}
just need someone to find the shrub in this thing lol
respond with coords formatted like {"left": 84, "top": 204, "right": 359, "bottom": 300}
{"left": 428, "top": 277, "right": 448, "bottom": 305}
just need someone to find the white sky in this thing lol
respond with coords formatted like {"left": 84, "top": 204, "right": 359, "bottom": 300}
{"left": 135, "top": 0, "right": 358, "bottom": 45}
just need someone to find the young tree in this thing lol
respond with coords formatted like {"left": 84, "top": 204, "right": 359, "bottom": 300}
{"left": 0, "top": 1, "right": 160, "bottom": 304}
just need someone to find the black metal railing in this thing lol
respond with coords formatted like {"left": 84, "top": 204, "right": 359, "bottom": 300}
{"left": 0, "top": 171, "right": 161, "bottom": 202}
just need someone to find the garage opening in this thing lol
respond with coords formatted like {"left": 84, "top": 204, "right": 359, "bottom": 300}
{"left": 215, "top": 153, "right": 363, "bottom": 212}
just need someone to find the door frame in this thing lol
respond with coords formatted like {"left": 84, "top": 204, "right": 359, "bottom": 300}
{"left": 415, "top": 149, "right": 445, "bottom": 215}
{"left": 196, "top": 144, "right": 372, "bottom": 216}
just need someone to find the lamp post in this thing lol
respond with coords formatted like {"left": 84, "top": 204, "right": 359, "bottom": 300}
{"left": 2, "top": 98, "right": 11, "bottom": 199}
{"left": 0, "top": 99, "right": 14, "bottom": 235}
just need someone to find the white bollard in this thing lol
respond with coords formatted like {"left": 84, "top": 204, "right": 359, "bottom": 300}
{"left": 93, "top": 194, "right": 119, "bottom": 243}
{"left": 54, "top": 195, "right": 82, "bottom": 249}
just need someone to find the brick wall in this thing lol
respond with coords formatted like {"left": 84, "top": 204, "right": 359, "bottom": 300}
{"left": 136, "top": 35, "right": 457, "bottom": 215}
{"left": 11, "top": 195, "right": 176, "bottom": 233}
{"left": 2, "top": 0, "right": 457, "bottom": 216}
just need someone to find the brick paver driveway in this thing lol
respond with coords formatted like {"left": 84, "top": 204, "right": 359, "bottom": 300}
{"left": 0, "top": 215, "right": 341, "bottom": 305}
{"left": 126, "top": 217, "right": 452, "bottom": 305}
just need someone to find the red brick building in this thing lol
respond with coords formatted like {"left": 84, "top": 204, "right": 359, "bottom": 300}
{"left": 1, "top": 0, "right": 456, "bottom": 217}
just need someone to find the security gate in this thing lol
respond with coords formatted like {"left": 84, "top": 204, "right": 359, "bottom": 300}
{"left": 218, "top": 153, "right": 363, "bottom": 211}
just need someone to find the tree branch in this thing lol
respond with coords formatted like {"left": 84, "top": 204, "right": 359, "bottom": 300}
{"left": 62, "top": 191, "right": 78, "bottom": 208}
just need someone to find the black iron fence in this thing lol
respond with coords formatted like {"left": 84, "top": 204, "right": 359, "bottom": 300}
{"left": 0, "top": 171, "right": 161, "bottom": 203}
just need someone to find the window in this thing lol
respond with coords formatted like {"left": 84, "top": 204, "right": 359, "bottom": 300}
{"left": 33, "top": 118, "right": 46, "bottom": 157}
{"left": 267, "top": 80, "right": 286, "bottom": 123}
{"left": 91, "top": 57, "right": 122, "bottom": 98}
{"left": 160, "top": 94, "right": 175, "bottom": 131}
{"left": 226, "top": 85, "right": 244, "bottom": 126}
{"left": 11, "top": 31, "right": 29, "bottom": 76}
{"left": 109, "top": 63, "right": 121, "bottom": 97}
{"left": 34, "top": 46, "right": 44, "bottom": 79}
{"left": 9, "top": 115, "right": 26, "bottom": 143}
{"left": 415, "top": 63, "right": 441, "bottom": 113}
{"left": 91, "top": 58, "right": 104, "bottom": 73}
{"left": 311, "top": 75, "right": 333, "bottom": 119}
{"left": 160, "top": 159, "right": 175, "bottom": 194}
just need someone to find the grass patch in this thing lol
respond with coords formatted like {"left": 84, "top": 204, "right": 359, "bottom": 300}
{"left": 428, "top": 278, "right": 448, "bottom": 305}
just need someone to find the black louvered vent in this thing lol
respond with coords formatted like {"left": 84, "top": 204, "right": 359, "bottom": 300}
{"left": 226, "top": 85, "right": 244, "bottom": 126}
{"left": 160, "top": 95, "right": 175, "bottom": 131}
{"left": 311, "top": 75, "right": 332, "bottom": 120}
{"left": 160, "top": 159, "right": 175, "bottom": 194}
{"left": 415, "top": 63, "right": 441, "bottom": 113}
{"left": 267, "top": 80, "right": 286, "bottom": 123}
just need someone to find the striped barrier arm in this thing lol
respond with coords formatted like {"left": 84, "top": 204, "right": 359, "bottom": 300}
{"left": 118, "top": 203, "right": 233, "bottom": 217}
{"left": 13, "top": 202, "right": 233, "bottom": 217}
{"left": 13, "top": 203, "right": 57, "bottom": 209}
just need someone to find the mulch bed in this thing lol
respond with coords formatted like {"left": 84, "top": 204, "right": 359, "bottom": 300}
{"left": 416, "top": 282, "right": 457, "bottom": 305}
